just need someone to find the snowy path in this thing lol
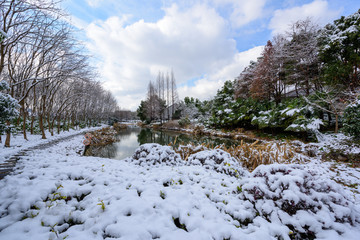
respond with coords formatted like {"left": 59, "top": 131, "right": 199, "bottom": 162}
{"left": 0, "top": 131, "right": 87, "bottom": 180}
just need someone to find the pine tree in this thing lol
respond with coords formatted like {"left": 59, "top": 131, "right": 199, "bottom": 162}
{"left": 0, "top": 81, "right": 19, "bottom": 146}
{"left": 319, "top": 9, "right": 360, "bottom": 90}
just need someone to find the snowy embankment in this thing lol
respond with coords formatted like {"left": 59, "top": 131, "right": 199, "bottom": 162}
{"left": 0, "top": 133, "right": 360, "bottom": 239}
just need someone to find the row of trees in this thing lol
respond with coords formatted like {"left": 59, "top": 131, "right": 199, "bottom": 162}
{"left": 137, "top": 70, "right": 179, "bottom": 123}
{"left": 0, "top": 0, "right": 118, "bottom": 147}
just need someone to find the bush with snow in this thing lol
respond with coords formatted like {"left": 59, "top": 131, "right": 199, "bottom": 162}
{"left": 187, "top": 149, "right": 248, "bottom": 177}
{"left": 343, "top": 98, "right": 360, "bottom": 139}
{"left": 240, "top": 164, "right": 360, "bottom": 239}
{"left": 130, "top": 143, "right": 183, "bottom": 166}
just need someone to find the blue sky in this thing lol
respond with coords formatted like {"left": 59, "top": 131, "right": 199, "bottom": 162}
{"left": 62, "top": 0, "right": 360, "bottom": 110}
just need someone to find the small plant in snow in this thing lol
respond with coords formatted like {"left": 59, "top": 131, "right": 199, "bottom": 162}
{"left": 46, "top": 184, "right": 67, "bottom": 208}
{"left": 160, "top": 191, "right": 166, "bottom": 199}
{"left": 97, "top": 200, "right": 105, "bottom": 212}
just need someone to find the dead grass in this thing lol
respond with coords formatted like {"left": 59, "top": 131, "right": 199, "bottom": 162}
{"left": 113, "top": 123, "right": 127, "bottom": 132}
{"left": 84, "top": 127, "right": 117, "bottom": 146}
{"left": 162, "top": 120, "right": 180, "bottom": 129}
{"left": 170, "top": 139, "right": 301, "bottom": 171}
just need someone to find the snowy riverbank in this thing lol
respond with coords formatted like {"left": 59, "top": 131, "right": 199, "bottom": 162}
{"left": 0, "top": 130, "right": 360, "bottom": 239}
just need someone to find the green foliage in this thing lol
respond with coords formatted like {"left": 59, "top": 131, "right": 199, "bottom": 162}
{"left": 208, "top": 80, "right": 324, "bottom": 134}
{"left": 318, "top": 9, "right": 360, "bottom": 88}
{"left": 343, "top": 99, "right": 360, "bottom": 139}
{"left": 46, "top": 184, "right": 67, "bottom": 209}
{"left": 97, "top": 200, "right": 105, "bottom": 212}
{"left": 137, "top": 100, "right": 149, "bottom": 123}
{"left": 160, "top": 190, "right": 166, "bottom": 199}
{"left": 0, "top": 81, "right": 20, "bottom": 135}
{"left": 178, "top": 117, "right": 191, "bottom": 127}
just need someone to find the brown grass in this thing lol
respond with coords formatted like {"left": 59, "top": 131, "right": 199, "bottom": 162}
{"left": 170, "top": 140, "right": 301, "bottom": 171}
{"left": 85, "top": 127, "right": 117, "bottom": 146}
{"left": 113, "top": 122, "right": 127, "bottom": 132}
{"left": 162, "top": 120, "right": 180, "bottom": 129}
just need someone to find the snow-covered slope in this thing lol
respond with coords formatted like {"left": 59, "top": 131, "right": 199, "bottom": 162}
{"left": 0, "top": 133, "right": 359, "bottom": 240}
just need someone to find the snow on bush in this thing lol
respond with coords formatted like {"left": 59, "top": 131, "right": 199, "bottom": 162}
{"left": 239, "top": 164, "right": 360, "bottom": 239}
{"left": 186, "top": 149, "right": 248, "bottom": 178}
{"left": 343, "top": 98, "right": 360, "bottom": 139}
{"left": 130, "top": 143, "right": 183, "bottom": 166}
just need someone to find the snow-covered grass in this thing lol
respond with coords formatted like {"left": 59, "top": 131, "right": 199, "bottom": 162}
{"left": 0, "top": 130, "right": 360, "bottom": 239}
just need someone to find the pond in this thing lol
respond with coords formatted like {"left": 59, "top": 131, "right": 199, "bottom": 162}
{"left": 84, "top": 127, "right": 247, "bottom": 160}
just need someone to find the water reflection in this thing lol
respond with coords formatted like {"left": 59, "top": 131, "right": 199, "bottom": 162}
{"left": 85, "top": 127, "right": 244, "bottom": 160}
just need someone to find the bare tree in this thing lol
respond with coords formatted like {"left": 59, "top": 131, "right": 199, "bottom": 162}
{"left": 286, "top": 18, "right": 320, "bottom": 96}
{"left": 170, "top": 69, "right": 178, "bottom": 116}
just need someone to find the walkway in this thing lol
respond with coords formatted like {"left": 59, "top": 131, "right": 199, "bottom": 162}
{"left": 0, "top": 132, "right": 86, "bottom": 180}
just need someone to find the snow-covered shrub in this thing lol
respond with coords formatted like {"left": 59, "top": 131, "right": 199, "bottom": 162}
{"left": 251, "top": 109, "right": 283, "bottom": 129}
{"left": 178, "top": 117, "right": 191, "bottom": 127}
{"left": 240, "top": 164, "right": 360, "bottom": 239}
{"left": 187, "top": 149, "right": 248, "bottom": 177}
{"left": 131, "top": 143, "right": 183, "bottom": 166}
{"left": 343, "top": 98, "right": 360, "bottom": 139}
{"left": 285, "top": 116, "right": 323, "bottom": 132}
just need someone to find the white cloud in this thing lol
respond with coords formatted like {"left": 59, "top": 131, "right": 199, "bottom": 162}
{"left": 269, "top": 0, "right": 340, "bottom": 35}
{"left": 86, "top": 3, "right": 243, "bottom": 110}
{"left": 86, "top": 0, "right": 103, "bottom": 8}
{"left": 211, "top": 0, "right": 267, "bottom": 27}
{"left": 67, "top": 15, "right": 89, "bottom": 30}
{"left": 178, "top": 46, "right": 263, "bottom": 101}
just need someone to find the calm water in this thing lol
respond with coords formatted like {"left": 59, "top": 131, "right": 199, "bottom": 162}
{"left": 85, "top": 127, "right": 244, "bottom": 159}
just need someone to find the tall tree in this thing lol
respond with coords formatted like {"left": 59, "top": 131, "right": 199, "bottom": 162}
{"left": 170, "top": 70, "right": 178, "bottom": 116}
{"left": 319, "top": 9, "right": 360, "bottom": 90}
{"left": 287, "top": 18, "right": 320, "bottom": 96}
{"left": 250, "top": 40, "right": 274, "bottom": 101}
{"left": 234, "top": 61, "right": 257, "bottom": 99}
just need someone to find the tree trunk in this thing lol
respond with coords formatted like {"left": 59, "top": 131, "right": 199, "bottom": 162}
{"left": 57, "top": 116, "right": 61, "bottom": 134}
{"left": 335, "top": 114, "right": 339, "bottom": 133}
{"left": 5, "top": 121, "right": 11, "bottom": 147}
{"left": 47, "top": 113, "right": 53, "bottom": 136}
{"left": 31, "top": 116, "right": 35, "bottom": 134}
{"left": 39, "top": 114, "right": 46, "bottom": 139}
{"left": 67, "top": 117, "right": 70, "bottom": 131}
{"left": 21, "top": 102, "right": 28, "bottom": 140}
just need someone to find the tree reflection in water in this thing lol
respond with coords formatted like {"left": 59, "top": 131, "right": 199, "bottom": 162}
{"left": 85, "top": 128, "right": 244, "bottom": 160}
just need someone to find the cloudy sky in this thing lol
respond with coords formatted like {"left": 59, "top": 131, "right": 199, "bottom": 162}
{"left": 62, "top": 0, "right": 359, "bottom": 110}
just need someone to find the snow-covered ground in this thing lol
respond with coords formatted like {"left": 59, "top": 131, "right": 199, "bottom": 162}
{"left": 0, "top": 130, "right": 360, "bottom": 239}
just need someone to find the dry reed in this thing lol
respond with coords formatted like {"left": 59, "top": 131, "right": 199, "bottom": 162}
{"left": 170, "top": 140, "right": 301, "bottom": 171}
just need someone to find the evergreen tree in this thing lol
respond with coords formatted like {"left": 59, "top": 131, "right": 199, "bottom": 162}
{"left": 319, "top": 9, "right": 360, "bottom": 90}
{"left": 0, "top": 81, "right": 19, "bottom": 146}
{"left": 136, "top": 100, "right": 148, "bottom": 123}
